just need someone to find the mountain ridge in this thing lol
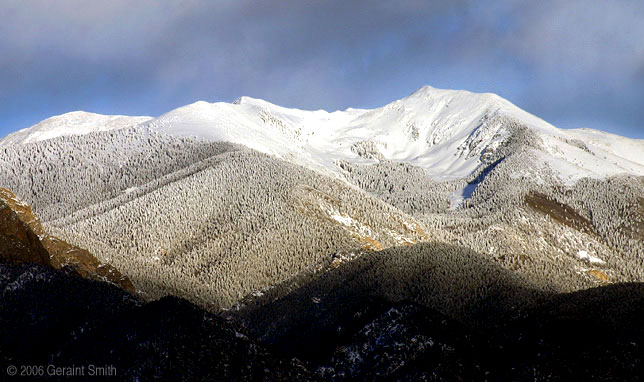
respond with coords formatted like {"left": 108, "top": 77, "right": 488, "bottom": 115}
{"left": 0, "top": 111, "right": 152, "bottom": 147}
{"left": 3, "top": 86, "right": 643, "bottom": 186}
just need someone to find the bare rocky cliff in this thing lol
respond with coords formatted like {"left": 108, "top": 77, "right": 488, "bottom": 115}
{"left": 0, "top": 188, "right": 134, "bottom": 292}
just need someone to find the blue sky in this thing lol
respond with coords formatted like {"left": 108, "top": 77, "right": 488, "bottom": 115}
{"left": 1, "top": 0, "right": 643, "bottom": 139}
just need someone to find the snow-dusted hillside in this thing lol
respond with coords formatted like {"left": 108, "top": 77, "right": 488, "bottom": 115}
{"left": 2, "top": 85, "right": 644, "bottom": 321}
{"left": 0, "top": 111, "right": 152, "bottom": 147}
{"left": 141, "top": 86, "right": 644, "bottom": 183}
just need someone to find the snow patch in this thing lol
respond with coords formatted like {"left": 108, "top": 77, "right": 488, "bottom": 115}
{"left": 448, "top": 182, "right": 477, "bottom": 209}
{"left": 577, "top": 250, "right": 605, "bottom": 265}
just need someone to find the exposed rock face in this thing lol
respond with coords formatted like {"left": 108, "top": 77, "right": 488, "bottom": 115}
{"left": 0, "top": 189, "right": 50, "bottom": 265}
{"left": 0, "top": 188, "right": 134, "bottom": 292}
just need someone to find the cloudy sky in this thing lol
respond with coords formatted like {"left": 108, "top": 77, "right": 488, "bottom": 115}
{"left": 1, "top": 0, "right": 643, "bottom": 138}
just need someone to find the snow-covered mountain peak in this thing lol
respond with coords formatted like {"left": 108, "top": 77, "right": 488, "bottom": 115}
{"left": 232, "top": 96, "right": 269, "bottom": 107}
{"left": 168, "top": 88, "right": 643, "bottom": 183}
{"left": 4, "top": 86, "right": 644, "bottom": 184}
{"left": 405, "top": 85, "right": 500, "bottom": 105}
{"left": 0, "top": 111, "right": 152, "bottom": 147}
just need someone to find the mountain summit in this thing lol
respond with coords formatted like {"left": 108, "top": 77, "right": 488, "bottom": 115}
{"left": 151, "top": 85, "right": 644, "bottom": 183}
{"left": 4, "top": 86, "right": 643, "bottom": 185}
{"left": 0, "top": 111, "right": 151, "bottom": 147}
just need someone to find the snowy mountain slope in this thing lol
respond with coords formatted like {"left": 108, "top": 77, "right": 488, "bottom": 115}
{"left": 539, "top": 128, "right": 644, "bottom": 184}
{"left": 142, "top": 87, "right": 517, "bottom": 180}
{"left": 0, "top": 111, "right": 152, "bottom": 147}
{"left": 140, "top": 86, "right": 644, "bottom": 183}
{"left": 3, "top": 86, "right": 642, "bottom": 184}
{"left": 142, "top": 98, "right": 366, "bottom": 178}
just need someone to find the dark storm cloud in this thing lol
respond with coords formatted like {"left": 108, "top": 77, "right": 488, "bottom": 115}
{"left": 1, "top": 0, "right": 642, "bottom": 138}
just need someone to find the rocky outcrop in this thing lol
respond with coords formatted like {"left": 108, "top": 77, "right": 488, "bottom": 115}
{"left": 0, "top": 189, "right": 50, "bottom": 265}
{"left": 0, "top": 188, "right": 134, "bottom": 292}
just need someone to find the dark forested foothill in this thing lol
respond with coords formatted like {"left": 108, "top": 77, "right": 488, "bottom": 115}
{"left": 0, "top": 261, "right": 315, "bottom": 382}
{"left": 2, "top": 258, "right": 643, "bottom": 381}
